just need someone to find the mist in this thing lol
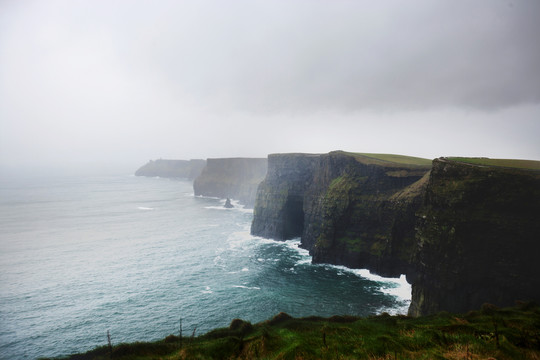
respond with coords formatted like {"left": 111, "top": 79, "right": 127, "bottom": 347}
{"left": 1, "top": 0, "right": 539, "bottom": 175}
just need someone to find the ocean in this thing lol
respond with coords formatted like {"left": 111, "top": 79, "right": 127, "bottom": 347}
{"left": 0, "top": 174, "right": 410, "bottom": 359}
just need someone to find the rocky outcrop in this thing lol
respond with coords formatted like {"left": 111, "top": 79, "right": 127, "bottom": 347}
{"left": 408, "top": 158, "right": 540, "bottom": 316}
{"left": 193, "top": 158, "right": 268, "bottom": 207}
{"left": 224, "top": 198, "right": 234, "bottom": 208}
{"left": 135, "top": 159, "right": 206, "bottom": 180}
{"left": 251, "top": 152, "right": 540, "bottom": 316}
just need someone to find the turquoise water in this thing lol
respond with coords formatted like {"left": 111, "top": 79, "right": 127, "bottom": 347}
{"left": 0, "top": 174, "right": 410, "bottom": 359}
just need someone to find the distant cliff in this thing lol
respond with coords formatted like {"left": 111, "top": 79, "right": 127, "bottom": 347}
{"left": 251, "top": 152, "right": 540, "bottom": 316}
{"left": 135, "top": 159, "right": 206, "bottom": 180}
{"left": 193, "top": 158, "right": 268, "bottom": 207}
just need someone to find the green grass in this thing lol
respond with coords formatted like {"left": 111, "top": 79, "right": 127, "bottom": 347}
{"left": 448, "top": 157, "right": 540, "bottom": 170}
{"left": 48, "top": 303, "right": 540, "bottom": 360}
{"left": 336, "top": 151, "right": 433, "bottom": 168}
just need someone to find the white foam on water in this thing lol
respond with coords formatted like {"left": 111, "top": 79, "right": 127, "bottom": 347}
{"left": 202, "top": 286, "right": 213, "bottom": 294}
{"left": 232, "top": 285, "right": 261, "bottom": 290}
{"left": 203, "top": 198, "right": 254, "bottom": 214}
{"left": 223, "top": 227, "right": 412, "bottom": 315}
{"left": 195, "top": 195, "right": 221, "bottom": 200}
{"left": 204, "top": 206, "right": 231, "bottom": 211}
{"left": 319, "top": 264, "right": 412, "bottom": 314}
{"left": 227, "top": 230, "right": 255, "bottom": 250}
{"left": 137, "top": 206, "right": 154, "bottom": 210}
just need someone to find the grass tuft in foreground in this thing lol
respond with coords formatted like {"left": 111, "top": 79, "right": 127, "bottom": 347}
{"left": 45, "top": 303, "right": 540, "bottom": 360}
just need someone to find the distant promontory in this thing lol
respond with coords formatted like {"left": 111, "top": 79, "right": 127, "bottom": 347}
{"left": 135, "top": 159, "right": 206, "bottom": 180}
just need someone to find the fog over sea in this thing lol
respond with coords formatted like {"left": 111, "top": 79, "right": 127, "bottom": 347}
{"left": 0, "top": 174, "right": 410, "bottom": 359}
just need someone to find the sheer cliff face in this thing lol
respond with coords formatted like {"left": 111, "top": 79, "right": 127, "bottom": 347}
{"left": 193, "top": 158, "right": 268, "bottom": 208}
{"left": 251, "top": 151, "right": 431, "bottom": 277}
{"left": 303, "top": 153, "right": 430, "bottom": 277}
{"left": 135, "top": 159, "right": 206, "bottom": 179}
{"left": 251, "top": 154, "right": 320, "bottom": 240}
{"left": 251, "top": 152, "right": 540, "bottom": 316}
{"left": 408, "top": 158, "right": 540, "bottom": 316}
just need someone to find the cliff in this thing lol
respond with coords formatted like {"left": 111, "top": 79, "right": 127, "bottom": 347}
{"left": 251, "top": 151, "right": 431, "bottom": 277}
{"left": 303, "top": 152, "right": 431, "bottom": 278}
{"left": 251, "top": 153, "right": 320, "bottom": 239}
{"left": 251, "top": 152, "right": 540, "bottom": 316}
{"left": 193, "top": 158, "right": 268, "bottom": 207}
{"left": 135, "top": 159, "right": 206, "bottom": 180}
{"left": 408, "top": 157, "right": 540, "bottom": 316}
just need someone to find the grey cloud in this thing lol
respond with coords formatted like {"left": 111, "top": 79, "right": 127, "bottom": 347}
{"left": 1, "top": 0, "right": 539, "bottom": 170}
{"left": 126, "top": 0, "right": 540, "bottom": 113}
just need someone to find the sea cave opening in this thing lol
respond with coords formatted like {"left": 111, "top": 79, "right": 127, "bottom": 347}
{"left": 282, "top": 195, "right": 305, "bottom": 240}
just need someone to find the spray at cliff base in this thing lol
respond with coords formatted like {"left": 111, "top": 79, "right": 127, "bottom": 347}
{"left": 0, "top": 175, "right": 410, "bottom": 359}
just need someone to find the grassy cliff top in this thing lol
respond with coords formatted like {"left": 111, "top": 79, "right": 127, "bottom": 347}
{"left": 337, "top": 151, "right": 433, "bottom": 168}
{"left": 51, "top": 304, "right": 540, "bottom": 360}
{"left": 447, "top": 157, "right": 540, "bottom": 170}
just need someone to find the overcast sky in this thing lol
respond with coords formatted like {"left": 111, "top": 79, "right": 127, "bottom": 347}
{"left": 1, "top": 0, "right": 539, "bottom": 173}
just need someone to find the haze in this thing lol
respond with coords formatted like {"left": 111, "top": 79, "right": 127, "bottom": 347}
{"left": 1, "top": 0, "right": 539, "bottom": 175}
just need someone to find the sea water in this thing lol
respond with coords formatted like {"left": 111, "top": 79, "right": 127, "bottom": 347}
{"left": 0, "top": 174, "right": 410, "bottom": 359}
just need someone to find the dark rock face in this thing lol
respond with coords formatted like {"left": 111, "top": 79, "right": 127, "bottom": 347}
{"left": 251, "top": 153, "right": 320, "bottom": 240}
{"left": 193, "top": 158, "right": 268, "bottom": 208}
{"left": 224, "top": 198, "right": 234, "bottom": 208}
{"left": 408, "top": 158, "right": 540, "bottom": 316}
{"left": 135, "top": 159, "right": 206, "bottom": 180}
{"left": 251, "top": 151, "right": 430, "bottom": 277}
{"left": 251, "top": 152, "right": 540, "bottom": 316}
{"left": 303, "top": 152, "right": 430, "bottom": 278}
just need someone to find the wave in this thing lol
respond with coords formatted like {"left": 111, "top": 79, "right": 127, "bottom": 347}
{"left": 321, "top": 264, "right": 411, "bottom": 298}
{"left": 250, "top": 234, "right": 411, "bottom": 313}
{"left": 195, "top": 194, "right": 221, "bottom": 200}
{"left": 224, "top": 228, "right": 411, "bottom": 315}
{"left": 137, "top": 206, "right": 154, "bottom": 210}
{"left": 232, "top": 285, "right": 261, "bottom": 290}
{"left": 204, "top": 199, "right": 253, "bottom": 214}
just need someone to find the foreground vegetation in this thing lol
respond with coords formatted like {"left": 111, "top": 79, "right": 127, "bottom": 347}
{"left": 48, "top": 303, "right": 540, "bottom": 360}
